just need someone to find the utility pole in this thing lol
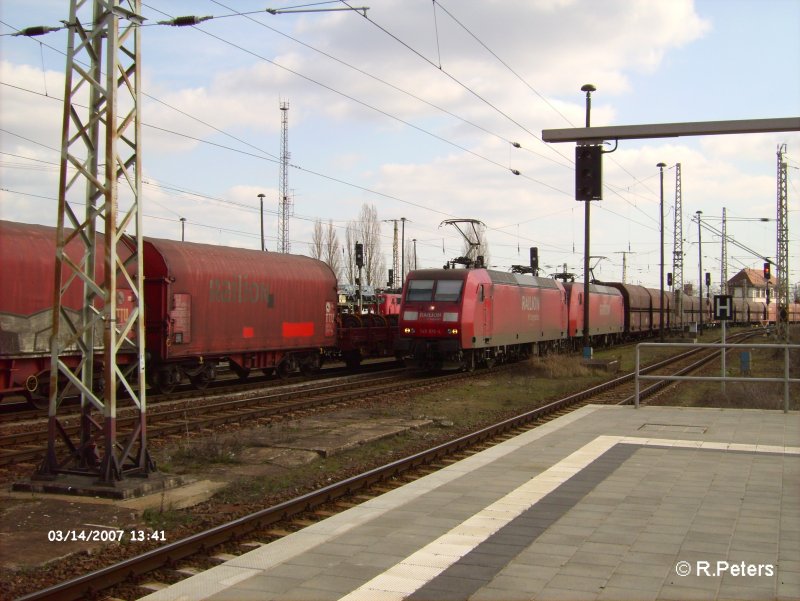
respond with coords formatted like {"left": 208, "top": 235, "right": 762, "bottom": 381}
{"left": 776, "top": 143, "right": 789, "bottom": 341}
{"left": 278, "top": 102, "right": 292, "bottom": 253}
{"left": 401, "top": 217, "right": 407, "bottom": 281}
{"left": 672, "top": 163, "right": 684, "bottom": 327}
{"left": 383, "top": 219, "right": 401, "bottom": 289}
{"left": 696, "top": 211, "right": 704, "bottom": 333}
{"left": 258, "top": 193, "right": 266, "bottom": 251}
{"left": 657, "top": 162, "right": 666, "bottom": 342}
{"left": 40, "top": 0, "right": 152, "bottom": 484}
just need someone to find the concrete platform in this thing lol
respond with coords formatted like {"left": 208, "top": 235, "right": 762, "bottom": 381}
{"left": 140, "top": 405, "right": 800, "bottom": 601}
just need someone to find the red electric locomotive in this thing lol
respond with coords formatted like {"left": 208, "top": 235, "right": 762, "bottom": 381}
{"left": 397, "top": 268, "right": 568, "bottom": 370}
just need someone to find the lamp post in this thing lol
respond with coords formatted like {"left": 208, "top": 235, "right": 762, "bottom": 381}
{"left": 257, "top": 193, "right": 266, "bottom": 251}
{"left": 580, "top": 83, "right": 596, "bottom": 359}
{"left": 657, "top": 162, "right": 666, "bottom": 342}
{"left": 696, "top": 210, "right": 703, "bottom": 333}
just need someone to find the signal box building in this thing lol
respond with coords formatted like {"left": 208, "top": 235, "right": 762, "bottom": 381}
{"left": 728, "top": 268, "right": 772, "bottom": 304}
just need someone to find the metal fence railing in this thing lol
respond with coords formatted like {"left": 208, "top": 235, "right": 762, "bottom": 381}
{"left": 635, "top": 342, "right": 799, "bottom": 413}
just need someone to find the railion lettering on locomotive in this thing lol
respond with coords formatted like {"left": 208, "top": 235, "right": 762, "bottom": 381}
{"left": 209, "top": 276, "right": 275, "bottom": 307}
{"left": 521, "top": 295, "right": 540, "bottom": 312}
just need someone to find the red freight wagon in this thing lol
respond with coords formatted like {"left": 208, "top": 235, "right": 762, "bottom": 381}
{"left": 142, "top": 237, "right": 338, "bottom": 390}
{"left": 398, "top": 268, "right": 567, "bottom": 370}
{"left": 562, "top": 282, "right": 625, "bottom": 347}
{"left": 0, "top": 220, "right": 135, "bottom": 404}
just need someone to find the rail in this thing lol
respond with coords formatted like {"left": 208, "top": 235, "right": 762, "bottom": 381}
{"left": 635, "top": 342, "right": 799, "bottom": 412}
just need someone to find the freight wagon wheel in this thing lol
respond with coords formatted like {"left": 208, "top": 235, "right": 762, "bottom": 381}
{"left": 300, "top": 355, "right": 321, "bottom": 376}
{"left": 25, "top": 371, "right": 50, "bottom": 410}
{"left": 190, "top": 365, "right": 215, "bottom": 390}
{"left": 152, "top": 367, "right": 179, "bottom": 394}
{"left": 276, "top": 361, "right": 291, "bottom": 380}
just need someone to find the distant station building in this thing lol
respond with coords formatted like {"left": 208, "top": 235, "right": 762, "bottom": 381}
{"left": 728, "top": 268, "right": 772, "bottom": 304}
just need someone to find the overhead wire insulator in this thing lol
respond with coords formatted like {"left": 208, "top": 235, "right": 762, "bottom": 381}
{"left": 158, "top": 15, "right": 213, "bottom": 27}
{"left": 12, "top": 25, "right": 63, "bottom": 37}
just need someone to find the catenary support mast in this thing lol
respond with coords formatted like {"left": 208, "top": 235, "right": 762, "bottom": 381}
{"left": 279, "top": 101, "right": 292, "bottom": 253}
{"left": 721, "top": 207, "right": 728, "bottom": 294}
{"left": 41, "top": 0, "right": 152, "bottom": 484}
{"left": 776, "top": 144, "right": 789, "bottom": 341}
{"left": 672, "top": 163, "right": 684, "bottom": 327}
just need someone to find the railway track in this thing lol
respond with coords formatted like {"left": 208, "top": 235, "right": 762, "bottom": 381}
{"left": 13, "top": 334, "right": 756, "bottom": 601}
{"left": 0, "top": 360, "right": 401, "bottom": 425}
{"left": 0, "top": 368, "right": 461, "bottom": 469}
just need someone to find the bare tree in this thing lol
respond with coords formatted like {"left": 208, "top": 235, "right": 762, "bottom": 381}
{"left": 323, "top": 220, "right": 342, "bottom": 282}
{"left": 310, "top": 218, "right": 343, "bottom": 282}
{"left": 310, "top": 219, "right": 324, "bottom": 260}
{"left": 346, "top": 204, "right": 386, "bottom": 287}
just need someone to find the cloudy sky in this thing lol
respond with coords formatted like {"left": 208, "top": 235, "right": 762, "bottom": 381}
{"left": 1, "top": 0, "right": 798, "bottom": 291}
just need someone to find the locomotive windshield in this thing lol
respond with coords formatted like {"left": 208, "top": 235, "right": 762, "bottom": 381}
{"left": 434, "top": 280, "right": 463, "bottom": 302}
{"left": 405, "top": 279, "right": 463, "bottom": 302}
{"left": 406, "top": 280, "right": 434, "bottom": 301}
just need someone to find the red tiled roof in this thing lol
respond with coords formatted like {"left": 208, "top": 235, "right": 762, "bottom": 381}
{"left": 728, "top": 268, "right": 772, "bottom": 288}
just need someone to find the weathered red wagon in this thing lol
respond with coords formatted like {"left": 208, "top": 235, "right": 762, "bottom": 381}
{"left": 141, "top": 237, "right": 338, "bottom": 390}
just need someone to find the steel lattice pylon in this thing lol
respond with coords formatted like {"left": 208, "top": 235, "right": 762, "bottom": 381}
{"left": 777, "top": 144, "right": 789, "bottom": 341}
{"left": 39, "top": 0, "right": 153, "bottom": 484}
{"left": 721, "top": 207, "right": 728, "bottom": 295}
{"left": 672, "top": 163, "right": 684, "bottom": 326}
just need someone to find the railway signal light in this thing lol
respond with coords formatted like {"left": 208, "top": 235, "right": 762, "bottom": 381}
{"left": 667, "top": 272, "right": 673, "bottom": 287}
{"left": 575, "top": 145, "right": 603, "bottom": 201}
{"left": 763, "top": 262, "right": 771, "bottom": 280}
{"left": 355, "top": 242, "right": 364, "bottom": 268}
{"left": 530, "top": 247, "right": 539, "bottom": 275}
{"left": 705, "top": 272, "right": 711, "bottom": 288}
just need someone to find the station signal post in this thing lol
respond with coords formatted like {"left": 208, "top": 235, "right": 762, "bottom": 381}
{"left": 577, "top": 84, "right": 600, "bottom": 359}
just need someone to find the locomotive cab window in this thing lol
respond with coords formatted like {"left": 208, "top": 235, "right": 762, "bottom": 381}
{"left": 407, "top": 280, "right": 435, "bottom": 301}
{"left": 434, "top": 280, "right": 463, "bottom": 302}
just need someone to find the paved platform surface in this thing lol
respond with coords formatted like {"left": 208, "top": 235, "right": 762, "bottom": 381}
{"left": 141, "top": 405, "right": 800, "bottom": 601}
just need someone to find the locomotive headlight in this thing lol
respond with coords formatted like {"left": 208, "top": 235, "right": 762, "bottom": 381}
{"left": 403, "top": 310, "right": 419, "bottom": 321}
{"left": 447, "top": 328, "right": 459, "bottom": 335}
{"left": 443, "top": 312, "right": 458, "bottom": 322}
{"left": 403, "top": 327, "right": 415, "bottom": 334}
